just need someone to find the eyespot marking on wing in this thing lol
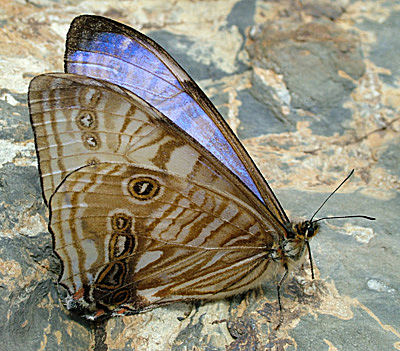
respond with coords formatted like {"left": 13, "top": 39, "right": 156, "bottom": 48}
{"left": 76, "top": 110, "right": 97, "bottom": 130}
{"left": 110, "top": 213, "right": 136, "bottom": 259}
{"left": 82, "top": 132, "right": 100, "bottom": 150}
{"left": 95, "top": 261, "right": 127, "bottom": 290}
{"left": 128, "top": 176, "right": 161, "bottom": 201}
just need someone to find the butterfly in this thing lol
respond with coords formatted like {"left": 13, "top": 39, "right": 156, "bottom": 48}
{"left": 28, "top": 15, "right": 373, "bottom": 321}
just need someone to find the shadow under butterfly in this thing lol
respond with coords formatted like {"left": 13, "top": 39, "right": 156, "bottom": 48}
{"left": 28, "top": 15, "right": 374, "bottom": 322}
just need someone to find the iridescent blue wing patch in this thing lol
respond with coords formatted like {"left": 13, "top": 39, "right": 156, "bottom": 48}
{"left": 65, "top": 15, "right": 288, "bottom": 222}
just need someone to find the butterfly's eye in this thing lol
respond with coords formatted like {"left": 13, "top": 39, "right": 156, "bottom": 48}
{"left": 306, "top": 222, "right": 319, "bottom": 238}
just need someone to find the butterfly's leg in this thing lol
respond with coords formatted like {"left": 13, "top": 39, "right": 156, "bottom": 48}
{"left": 275, "top": 263, "right": 289, "bottom": 329}
{"left": 177, "top": 300, "right": 201, "bottom": 321}
{"left": 277, "top": 263, "right": 289, "bottom": 312}
{"left": 306, "top": 240, "right": 315, "bottom": 279}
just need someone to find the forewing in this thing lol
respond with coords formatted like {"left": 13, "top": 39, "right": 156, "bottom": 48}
{"left": 29, "top": 73, "right": 267, "bottom": 213}
{"left": 64, "top": 15, "right": 289, "bottom": 223}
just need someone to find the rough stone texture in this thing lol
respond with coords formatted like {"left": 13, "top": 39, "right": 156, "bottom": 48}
{"left": 0, "top": 0, "right": 398, "bottom": 350}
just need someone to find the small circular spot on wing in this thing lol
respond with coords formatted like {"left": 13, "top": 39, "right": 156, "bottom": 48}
{"left": 86, "top": 157, "right": 100, "bottom": 166}
{"left": 112, "top": 213, "right": 131, "bottom": 232}
{"left": 76, "top": 110, "right": 97, "bottom": 130}
{"left": 82, "top": 132, "right": 101, "bottom": 150}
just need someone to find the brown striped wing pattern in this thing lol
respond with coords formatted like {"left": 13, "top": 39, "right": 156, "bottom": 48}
{"left": 29, "top": 73, "right": 288, "bottom": 318}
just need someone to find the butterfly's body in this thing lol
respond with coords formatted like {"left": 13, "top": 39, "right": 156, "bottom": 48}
{"left": 28, "top": 15, "right": 320, "bottom": 320}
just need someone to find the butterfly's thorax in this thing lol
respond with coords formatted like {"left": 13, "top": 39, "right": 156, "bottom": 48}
{"left": 268, "top": 220, "right": 319, "bottom": 269}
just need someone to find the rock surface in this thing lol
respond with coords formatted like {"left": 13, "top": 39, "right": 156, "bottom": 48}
{"left": 0, "top": 0, "right": 398, "bottom": 350}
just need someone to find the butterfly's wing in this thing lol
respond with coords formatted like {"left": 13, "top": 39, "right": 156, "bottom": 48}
{"left": 51, "top": 162, "right": 275, "bottom": 315}
{"left": 64, "top": 15, "right": 289, "bottom": 224}
{"left": 30, "top": 73, "right": 263, "bottom": 214}
{"left": 29, "top": 74, "right": 285, "bottom": 317}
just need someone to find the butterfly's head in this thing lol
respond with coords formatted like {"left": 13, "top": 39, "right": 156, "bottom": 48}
{"left": 285, "top": 220, "right": 319, "bottom": 241}
{"left": 296, "top": 220, "right": 320, "bottom": 240}
{"left": 274, "top": 220, "right": 319, "bottom": 274}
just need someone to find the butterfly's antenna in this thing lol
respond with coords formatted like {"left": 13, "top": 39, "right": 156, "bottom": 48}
{"left": 313, "top": 214, "right": 375, "bottom": 223}
{"left": 310, "top": 169, "right": 355, "bottom": 222}
{"left": 305, "top": 170, "right": 375, "bottom": 282}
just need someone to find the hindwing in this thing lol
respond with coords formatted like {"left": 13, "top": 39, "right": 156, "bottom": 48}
{"left": 50, "top": 162, "right": 275, "bottom": 311}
